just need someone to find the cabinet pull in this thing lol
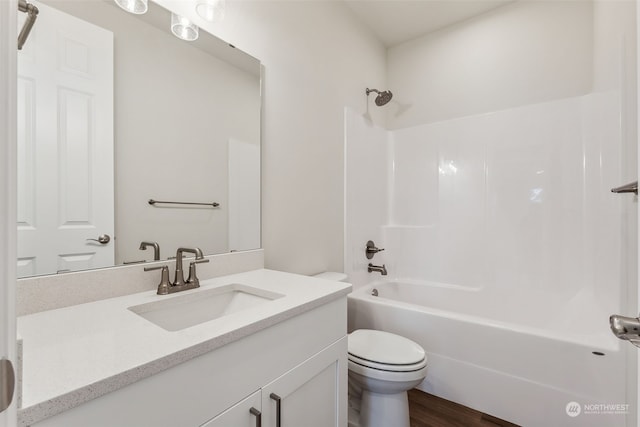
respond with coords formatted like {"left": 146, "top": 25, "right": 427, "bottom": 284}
{"left": 270, "top": 393, "right": 282, "bottom": 427}
{"left": 250, "top": 407, "right": 262, "bottom": 427}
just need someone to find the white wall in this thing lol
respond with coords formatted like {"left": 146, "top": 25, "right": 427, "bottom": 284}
{"left": 387, "top": 1, "right": 594, "bottom": 129}
{"left": 158, "top": 0, "right": 387, "bottom": 274}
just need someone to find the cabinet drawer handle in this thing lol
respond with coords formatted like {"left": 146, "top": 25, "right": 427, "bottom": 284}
{"left": 270, "top": 393, "right": 282, "bottom": 427}
{"left": 250, "top": 407, "right": 261, "bottom": 427}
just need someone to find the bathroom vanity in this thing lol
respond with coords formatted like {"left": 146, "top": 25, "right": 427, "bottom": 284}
{"left": 17, "top": 269, "right": 351, "bottom": 427}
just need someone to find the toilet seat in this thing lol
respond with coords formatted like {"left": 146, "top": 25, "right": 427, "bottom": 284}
{"left": 348, "top": 329, "right": 426, "bottom": 366}
{"left": 348, "top": 358, "right": 428, "bottom": 383}
{"left": 348, "top": 353, "right": 427, "bottom": 372}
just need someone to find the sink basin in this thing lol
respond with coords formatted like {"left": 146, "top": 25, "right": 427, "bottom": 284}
{"left": 128, "top": 283, "right": 285, "bottom": 331}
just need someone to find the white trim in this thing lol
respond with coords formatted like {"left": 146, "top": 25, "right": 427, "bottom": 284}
{"left": 636, "top": 2, "right": 640, "bottom": 426}
{"left": 0, "top": 0, "right": 18, "bottom": 425}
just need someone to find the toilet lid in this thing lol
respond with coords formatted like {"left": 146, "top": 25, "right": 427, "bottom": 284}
{"left": 348, "top": 329, "right": 425, "bottom": 366}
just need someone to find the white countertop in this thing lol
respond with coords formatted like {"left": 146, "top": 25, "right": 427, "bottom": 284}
{"left": 17, "top": 269, "right": 351, "bottom": 426}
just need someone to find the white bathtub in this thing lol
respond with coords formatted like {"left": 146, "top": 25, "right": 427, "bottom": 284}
{"left": 347, "top": 281, "right": 628, "bottom": 427}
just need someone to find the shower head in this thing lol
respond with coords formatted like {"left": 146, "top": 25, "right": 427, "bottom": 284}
{"left": 366, "top": 88, "right": 393, "bottom": 106}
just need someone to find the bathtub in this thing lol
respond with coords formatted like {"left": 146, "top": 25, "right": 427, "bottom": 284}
{"left": 347, "top": 280, "right": 629, "bottom": 427}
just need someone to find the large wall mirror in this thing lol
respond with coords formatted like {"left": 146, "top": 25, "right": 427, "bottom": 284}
{"left": 17, "top": 0, "right": 261, "bottom": 278}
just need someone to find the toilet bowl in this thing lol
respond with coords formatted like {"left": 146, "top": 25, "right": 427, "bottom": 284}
{"left": 348, "top": 329, "right": 427, "bottom": 427}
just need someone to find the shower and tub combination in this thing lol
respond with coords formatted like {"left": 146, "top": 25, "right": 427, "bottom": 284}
{"left": 346, "top": 78, "right": 636, "bottom": 426}
{"left": 346, "top": 2, "right": 637, "bottom": 426}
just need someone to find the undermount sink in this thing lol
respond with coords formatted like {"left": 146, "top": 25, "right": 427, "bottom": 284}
{"left": 128, "top": 283, "right": 285, "bottom": 331}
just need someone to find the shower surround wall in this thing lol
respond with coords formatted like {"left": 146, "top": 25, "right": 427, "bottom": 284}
{"left": 387, "top": 92, "right": 621, "bottom": 317}
{"left": 346, "top": 91, "right": 624, "bottom": 330}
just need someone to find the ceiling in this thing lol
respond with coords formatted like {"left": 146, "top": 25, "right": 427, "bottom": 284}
{"left": 344, "top": 0, "right": 514, "bottom": 47}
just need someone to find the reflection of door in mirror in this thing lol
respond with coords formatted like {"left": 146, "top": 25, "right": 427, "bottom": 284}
{"left": 17, "top": 2, "right": 114, "bottom": 278}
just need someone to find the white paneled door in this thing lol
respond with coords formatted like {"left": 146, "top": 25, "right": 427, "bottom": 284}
{"left": 17, "top": 2, "right": 114, "bottom": 277}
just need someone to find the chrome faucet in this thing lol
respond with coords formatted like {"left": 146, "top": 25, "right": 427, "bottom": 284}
{"left": 144, "top": 247, "right": 209, "bottom": 295}
{"left": 368, "top": 263, "right": 387, "bottom": 276}
{"left": 139, "top": 241, "right": 160, "bottom": 260}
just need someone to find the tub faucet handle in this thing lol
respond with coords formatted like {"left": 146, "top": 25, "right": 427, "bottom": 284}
{"left": 366, "top": 240, "right": 385, "bottom": 259}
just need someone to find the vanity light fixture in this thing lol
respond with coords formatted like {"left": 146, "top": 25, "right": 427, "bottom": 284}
{"left": 114, "top": 0, "right": 147, "bottom": 14}
{"left": 171, "top": 13, "right": 199, "bottom": 41}
{"left": 196, "top": 0, "right": 226, "bottom": 23}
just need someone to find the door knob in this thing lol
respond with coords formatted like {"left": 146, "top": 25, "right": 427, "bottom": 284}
{"left": 0, "top": 359, "right": 15, "bottom": 413}
{"left": 610, "top": 314, "right": 640, "bottom": 347}
{"left": 86, "top": 234, "right": 111, "bottom": 244}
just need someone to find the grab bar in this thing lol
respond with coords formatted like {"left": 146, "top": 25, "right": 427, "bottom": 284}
{"left": 611, "top": 181, "right": 638, "bottom": 195}
{"left": 148, "top": 199, "right": 220, "bottom": 208}
{"left": 17, "top": 0, "right": 39, "bottom": 50}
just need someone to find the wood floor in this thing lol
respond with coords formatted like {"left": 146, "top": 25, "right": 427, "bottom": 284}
{"left": 408, "top": 389, "right": 521, "bottom": 427}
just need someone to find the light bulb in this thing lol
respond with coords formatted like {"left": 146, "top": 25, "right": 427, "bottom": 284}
{"left": 114, "top": 0, "right": 147, "bottom": 14}
{"left": 171, "top": 13, "right": 199, "bottom": 41}
{"left": 196, "top": 0, "right": 226, "bottom": 23}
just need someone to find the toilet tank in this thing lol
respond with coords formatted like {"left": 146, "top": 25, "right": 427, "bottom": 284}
{"left": 312, "top": 272, "right": 349, "bottom": 282}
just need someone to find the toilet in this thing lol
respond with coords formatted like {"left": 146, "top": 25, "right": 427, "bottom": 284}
{"left": 312, "top": 272, "right": 428, "bottom": 427}
{"left": 348, "top": 329, "right": 427, "bottom": 427}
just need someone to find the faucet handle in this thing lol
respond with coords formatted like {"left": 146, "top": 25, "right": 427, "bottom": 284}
{"left": 144, "top": 265, "right": 172, "bottom": 295}
{"left": 186, "top": 259, "right": 209, "bottom": 288}
{"left": 365, "top": 240, "right": 385, "bottom": 259}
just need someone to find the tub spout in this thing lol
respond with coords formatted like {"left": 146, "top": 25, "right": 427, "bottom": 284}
{"left": 368, "top": 263, "right": 387, "bottom": 276}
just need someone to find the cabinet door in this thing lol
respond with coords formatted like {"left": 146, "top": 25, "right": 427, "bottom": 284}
{"left": 262, "top": 337, "right": 347, "bottom": 427}
{"left": 201, "top": 390, "right": 261, "bottom": 427}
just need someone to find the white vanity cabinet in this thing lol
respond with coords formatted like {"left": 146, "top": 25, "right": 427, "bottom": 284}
{"left": 261, "top": 338, "right": 346, "bottom": 427}
{"left": 28, "top": 297, "right": 348, "bottom": 427}
{"left": 202, "top": 337, "right": 346, "bottom": 427}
